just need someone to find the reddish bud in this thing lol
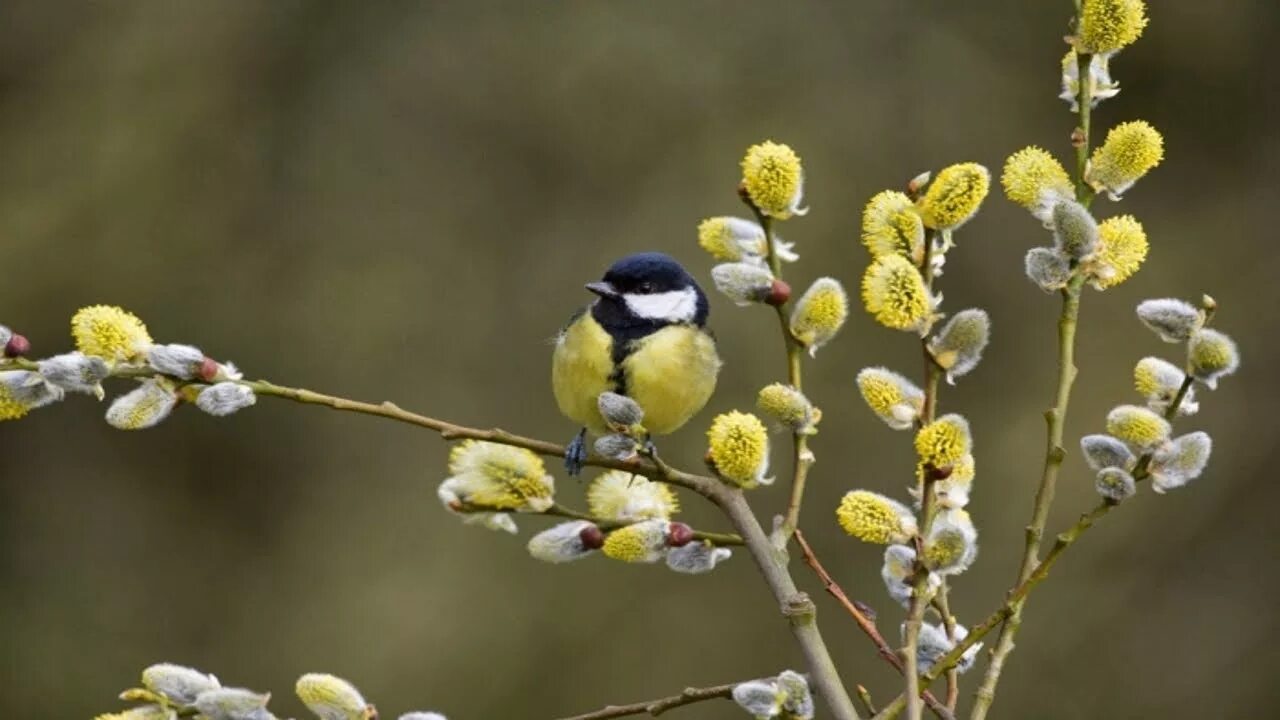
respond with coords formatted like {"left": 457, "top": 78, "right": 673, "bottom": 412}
{"left": 924, "top": 464, "right": 953, "bottom": 482}
{"left": 666, "top": 522, "right": 695, "bottom": 548}
{"left": 196, "top": 357, "right": 219, "bottom": 382}
{"left": 765, "top": 279, "right": 791, "bottom": 306}
{"left": 4, "top": 334, "right": 30, "bottom": 358}
{"left": 579, "top": 524, "right": 605, "bottom": 550}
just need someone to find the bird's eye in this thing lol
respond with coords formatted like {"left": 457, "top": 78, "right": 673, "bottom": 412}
{"left": 637, "top": 282, "right": 654, "bottom": 294}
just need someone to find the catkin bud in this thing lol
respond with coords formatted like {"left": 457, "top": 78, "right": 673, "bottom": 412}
{"left": 1025, "top": 247, "right": 1072, "bottom": 291}
{"left": 1051, "top": 200, "right": 1100, "bottom": 260}
{"left": 398, "top": 714, "right": 447, "bottom": 720}
{"left": 192, "top": 687, "right": 273, "bottom": 720}
{"left": 587, "top": 470, "right": 678, "bottom": 521}
{"left": 862, "top": 190, "right": 926, "bottom": 262}
{"left": 1136, "top": 299, "right": 1204, "bottom": 343}
{"left": 927, "top": 309, "right": 990, "bottom": 383}
{"left": 665, "top": 541, "right": 732, "bottom": 574}
{"left": 1105, "top": 404, "right": 1171, "bottom": 453}
{"left": 1077, "top": 0, "right": 1149, "bottom": 54}
{"left": 1095, "top": 467, "right": 1136, "bottom": 502}
{"left": 922, "top": 509, "right": 978, "bottom": 575}
{"left": 836, "top": 490, "right": 918, "bottom": 545}
{"left": 776, "top": 670, "right": 815, "bottom": 720}
{"left": 789, "top": 278, "right": 848, "bottom": 356}
{"left": 597, "top": 391, "right": 644, "bottom": 429}
{"left": 882, "top": 545, "right": 927, "bottom": 608}
{"left": 856, "top": 367, "right": 925, "bottom": 430}
{"left": 911, "top": 622, "right": 982, "bottom": 675}
{"left": 146, "top": 344, "right": 206, "bottom": 380}
{"left": 706, "top": 411, "right": 772, "bottom": 488}
{"left": 740, "top": 141, "right": 807, "bottom": 219}
{"left": 697, "top": 216, "right": 768, "bottom": 262}
{"left": 1002, "top": 146, "right": 1073, "bottom": 223}
{"left": 601, "top": 519, "right": 669, "bottom": 563}
{"left": 106, "top": 379, "right": 179, "bottom": 430}
{"left": 731, "top": 680, "right": 784, "bottom": 720}
{"left": 756, "top": 383, "right": 819, "bottom": 434}
{"left": 1087, "top": 121, "right": 1164, "bottom": 199}
{"left": 142, "top": 663, "right": 221, "bottom": 706}
{"left": 1080, "top": 434, "right": 1136, "bottom": 472}
{"left": 1187, "top": 329, "right": 1239, "bottom": 390}
{"left": 593, "top": 433, "right": 639, "bottom": 461}
{"left": 38, "top": 352, "right": 109, "bottom": 399}
{"left": 917, "top": 162, "right": 990, "bottom": 230}
{"left": 195, "top": 383, "right": 257, "bottom": 417}
{"left": 1090, "top": 215, "right": 1148, "bottom": 289}
{"left": 1149, "top": 431, "right": 1212, "bottom": 494}
{"left": 711, "top": 262, "right": 775, "bottom": 306}
{"left": 295, "top": 673, "right": 370, "bottom": 720}
{"left": 1134, "top": 357, "right": 1198, "bottom": 416}
{"left": 527, "top": 521, "right": 599, "bottom": 564}
{"left": 862, "top": 254, "right": 934, "bottom": 333}
{"left": 915, "top": 414, "right": 972, "bottom": 470}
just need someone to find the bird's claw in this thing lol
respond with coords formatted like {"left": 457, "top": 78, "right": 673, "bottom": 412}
{"left": 564, "top": 429, "right": 588, "bottom": 476}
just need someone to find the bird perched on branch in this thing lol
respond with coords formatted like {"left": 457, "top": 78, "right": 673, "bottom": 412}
{"left": 552, "top": 252, "right": 721, "bottom": 475}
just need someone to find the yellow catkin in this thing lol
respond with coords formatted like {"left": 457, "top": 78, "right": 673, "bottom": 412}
{"left": 918, "top": 162, "right": 990, "bottom": 230}
{"left": 71, "top": 305, "right": 152, "bottom": 362}
{"left": 741, "top": 141, "right": 805, "bottom": 219}
{"left": 861, "top": 255, "right": 931, "bottom": 332}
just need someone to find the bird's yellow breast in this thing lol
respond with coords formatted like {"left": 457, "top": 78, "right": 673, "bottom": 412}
{"left": 552, "top": 313, "right": 720, "bottom": 436}
{"left": 622, "top": 325, "right": 720, "bottom": 435}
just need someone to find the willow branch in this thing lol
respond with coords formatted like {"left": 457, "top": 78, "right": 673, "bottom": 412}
{"left": 715, "top": 489, "right": 862, "bottom": 720}
{"left": 873, "top": 377, "right": 1198, "bottom": 720}
{"left": 915, "top": 229, "right": 960, "bottom": 712}
{"left": 967, "top": 35, "right": 1096, "bottom": 718}
{"left": 747, "top": 205, "right": 813, "bottom": 543}
{"left": 554, "top": 680, "right": 740, "bottom": 720}
{"left": 794, "top": 530, "right": 953, "bottom": 720}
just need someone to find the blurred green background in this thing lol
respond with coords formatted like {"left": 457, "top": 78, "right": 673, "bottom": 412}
{"left": 2, "top": 2, "right": 1276, "bottom": 718}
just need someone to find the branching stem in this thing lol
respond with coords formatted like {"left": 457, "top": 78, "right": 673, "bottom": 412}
{"left": 554, "top": 680, "right": 741, "bottom": 720}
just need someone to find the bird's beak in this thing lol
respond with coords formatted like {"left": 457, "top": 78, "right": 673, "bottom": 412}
{"left": 585, "top": 281, "right": 620, "bottom": 299}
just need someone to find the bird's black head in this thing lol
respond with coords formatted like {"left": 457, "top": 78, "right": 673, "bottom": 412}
{"left": 587, "top": 252, "right": 709, "bottom": 330}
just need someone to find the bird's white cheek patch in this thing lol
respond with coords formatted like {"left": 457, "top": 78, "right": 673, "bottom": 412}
{"left": 625, "top": 289, "right": 698, "bottom": 323}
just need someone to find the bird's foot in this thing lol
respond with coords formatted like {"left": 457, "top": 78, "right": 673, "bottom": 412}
{"left": 564, "top": 429, "right": 588, "bottom": 476}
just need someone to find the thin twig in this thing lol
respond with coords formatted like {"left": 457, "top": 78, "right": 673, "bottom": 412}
{"left": 914, "top": 230, "right": 959, "bottom": 713}
{"left": 746, "top": 206, "right": 813, "bottom": 543}
{"left": 554, "top": 680, "right": 740, "bottom": 720}
{"left": 794, "top": 530, "right": 953, "bottom": 720}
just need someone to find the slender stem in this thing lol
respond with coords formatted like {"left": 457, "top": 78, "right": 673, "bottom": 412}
{"left": 902, "top": 479, "right": 940, "bottom": 720}
{"left": 915, "top": 229, "right": 957, "bottom": 710}
{"left": 857, "top": 686, "right": 880, "bottom": 718}
{"left": 968, "top": 30, "right": 1097, "bottom": 716}
{"left": 716, "top": 489, "right": 862, "bottom": 720}
{"left": 968, "top": 273, "right": 1083, "bottom": 719}
{"left": 240, "top": 379, "right": 727, "bottom": 498}
{"left": 1074, "top": 49, "right": 1095, "bottom": 206}
{"left": 873, "top": 377, "right": 1198, "bottom": 720}
{"left": 554, "top": 680, "right": 741, "bottom": 720}
{"left": 794, "top": 530, "right": 953, "bottom": 720}
{"left": 748, "top": 209, "right": 813, "bottom": 543}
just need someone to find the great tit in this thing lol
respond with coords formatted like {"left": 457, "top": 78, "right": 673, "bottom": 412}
{"left": 552, "top": 252, "right": 722, "bottom": 474}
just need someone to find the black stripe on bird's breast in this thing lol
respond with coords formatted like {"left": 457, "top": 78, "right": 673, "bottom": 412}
{"left": 604, "top": 322, "right": 663, "bottom": 397}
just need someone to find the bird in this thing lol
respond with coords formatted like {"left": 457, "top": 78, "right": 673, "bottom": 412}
{"left": 552, "top": 252, "right": 722, "bottom": 475}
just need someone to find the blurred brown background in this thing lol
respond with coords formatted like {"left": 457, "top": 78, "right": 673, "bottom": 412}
{"left": 2, "top": 2, "right": 1277, "bottom": 718}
